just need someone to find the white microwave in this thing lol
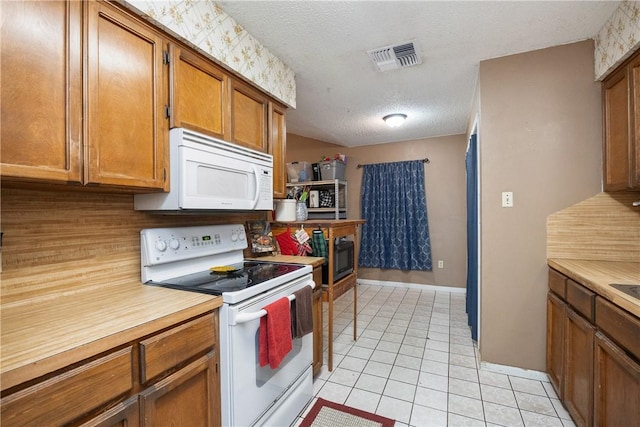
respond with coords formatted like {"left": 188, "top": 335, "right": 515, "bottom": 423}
{"left": 134, "top": 128, "right": 273, "bottom": 212}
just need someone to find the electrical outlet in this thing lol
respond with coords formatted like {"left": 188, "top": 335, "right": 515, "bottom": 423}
{"left": 502, "top": 191, "right": 513, "bottom": 208}
{"left": 438, "top": 260, "right": 444, "bottom": 269}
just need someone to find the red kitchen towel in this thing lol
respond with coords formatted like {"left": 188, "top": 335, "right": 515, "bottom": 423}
{"left": 259, "top": 297, "right": 293, "bottom": 369}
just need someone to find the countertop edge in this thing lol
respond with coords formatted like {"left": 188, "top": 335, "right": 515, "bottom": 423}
{"left": 1, "top": 285, "right": 222, "bottom": 391}
{"left": 547, "top": 258, "right": 640, "bottom": 317}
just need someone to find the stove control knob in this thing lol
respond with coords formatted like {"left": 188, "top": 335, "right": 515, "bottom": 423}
{"left": 238, "top": 230, "right": 246, "bottom": 241}
{"left": 169, "top": 238, "right": 180, "bottom": 250}
{"left": 230, "top": 231, "right": 238, "bottom": 242}
{"left": 155, "top": 240, "right": 167, "bottom": 252}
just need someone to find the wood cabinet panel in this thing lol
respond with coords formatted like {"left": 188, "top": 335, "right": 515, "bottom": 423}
{"left": 630, "top": 54, "right": 640, "bottom": 188}
{"left": 595, "top": 297, "right": 640, "bottom": 359}
{"left": 0, "top": 0, "right": 82, "bottom": 183}
{"left": 170, "top": 44, "right": 228, "bottom": 139}
{"left": 0, "top": 347, "right": 133, "bottom": 426}
{"left": 603, "top": 66, "right": 630, "bottom": 191}
{"left": 85, "top": 1, "right": 168, "bottom": 190}
{"left": 566, "top": 279, "right": 595, "bottom": 322}
{"left": 594, "top": 332, "right": 640, "bottom": 426}
{"left": 548, "top": 269, "right": 567, "bottom": 299}
{"left": 603, "top": 49, "right": 640, "bottom": 191}
{"left": 270, "top": 102, "right": 288, "bottom": 199}
{"left": 140, "top": 351, "right": 220, "bottom": 427}
{"left": 79, "top": 395, "right": 140, "bottom": 427}
{"left": 230, "top": 79, "right": 268, "bottom": 152}
{"left": 564, "top": 308, "right": 595, "bottom": 427}
{"left": 546, "top": 291, "right": 565, "bottom": 397}
{"left": 140, "top": 314, "right": 216, "bottom": 383}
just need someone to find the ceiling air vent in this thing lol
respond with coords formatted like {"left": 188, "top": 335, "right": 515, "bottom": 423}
{"left": 367, "top": 41, "right": 421, "bottom": 72}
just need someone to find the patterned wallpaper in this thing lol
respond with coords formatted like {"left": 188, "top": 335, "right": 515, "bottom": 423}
{"left": 125, "top": 0, "right": 296, "bottom": 107}
{"left": 595, "top": 0, "right": 640, "bottom": 80}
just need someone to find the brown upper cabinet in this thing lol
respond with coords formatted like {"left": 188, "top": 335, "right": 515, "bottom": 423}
{"left": 1, "top": 1, "right": 83, "bottom": 184}
{"left": 230, "top": 78, "right": 269, "bottom": 152}
{"left": 85, "top": 1, "right": 168, "bottom": 191}
{"left": 1, "top": 0, "right": 169, "bottom": 192}
{"left": 169, "top": 44, "right": 229, "bottom": 140}
{"left": 270, "top": 102, "right": 288, "bottom": 198}
{"left": 602, "top": 49, "right": 640, "bottom": 192}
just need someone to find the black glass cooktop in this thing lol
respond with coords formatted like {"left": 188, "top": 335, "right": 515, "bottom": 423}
{"left": 146, "top": 261, "right": 305, "bottom": 296}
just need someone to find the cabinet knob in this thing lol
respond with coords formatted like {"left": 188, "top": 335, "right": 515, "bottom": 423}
{"left": 633, "top": 200, "right": 640, "bottom": 207}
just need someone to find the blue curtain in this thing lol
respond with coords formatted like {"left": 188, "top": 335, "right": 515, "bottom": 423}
{"left": 359, "top": 160, "right": 432, "bottom": 271}
{"left": 466, "top": 134, "right": 479, "bottom": 341}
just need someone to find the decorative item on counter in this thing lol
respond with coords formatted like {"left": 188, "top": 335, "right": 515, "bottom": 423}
{"left": 293, "top": 226, "right": 312, "bottom": 256}
{"left": 275, "top": 227, "right": 298, "bottom": 255}
{"left": 295, "top": 201, "right": 308, "bottom": 221}
{"left": 247, "top": 221, "right": 276, "bottom": 253}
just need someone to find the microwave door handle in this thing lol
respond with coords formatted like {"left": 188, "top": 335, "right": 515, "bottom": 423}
{"left": 251, "top": 164, "right": 261, "bottom": 209}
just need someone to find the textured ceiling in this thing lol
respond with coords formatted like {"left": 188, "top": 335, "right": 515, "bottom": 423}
{"left": 218, "top": 1, "right": 620, "bottom": 147}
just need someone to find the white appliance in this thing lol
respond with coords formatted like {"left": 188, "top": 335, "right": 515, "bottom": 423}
{"left": 140, "top": 224, "right": 314, "bottom": 427}
{"left": 135, "top": 128, "right": 273, "bottom": 211}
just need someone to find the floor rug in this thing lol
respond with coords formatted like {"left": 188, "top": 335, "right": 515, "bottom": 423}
{"left": 300, "top": 398, "right": 395, "bottom": 427}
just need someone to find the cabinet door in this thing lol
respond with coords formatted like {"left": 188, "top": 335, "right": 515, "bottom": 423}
{"left": 546, "top": 291, "right": 565, "bottom": 398}
{"left": 85, "top": 1, "right": 168, "bottom": 190}
{"left": 270, "top": 102, "right": 287, "bottom": 198}
{"left": 603, "top": 63, "right": 631, "bottom": 192}
{"left": 594, "top": 332, "right": 640, "bottom": 426}
{"left": 630, "top": 54, "right": 640, "bottom": 189}
{"left": 79, "top": 395, "right": 139, "bottom": 427}
{"left": 0, "top": 0, "right": 82, "bottom": 183}
{"left": 140, "top": 351, "right": 220, "bottom": 427}
{"left": 230, "top": 79, "right": 268, "bottom": 152}
{"left": 564, "top": 308, "right": 595, "bottom": 427}
{"left": 169, "top": 44, "right": 229, "bottom": 140}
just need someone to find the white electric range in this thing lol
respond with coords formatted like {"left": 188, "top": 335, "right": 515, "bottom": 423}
{"left": 140, "top": 224, "right": 314, "bottom": 427}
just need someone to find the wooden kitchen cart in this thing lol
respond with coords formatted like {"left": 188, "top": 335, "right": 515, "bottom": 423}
{"left": 271, "top": 219, "right": 365, "bottom": 371}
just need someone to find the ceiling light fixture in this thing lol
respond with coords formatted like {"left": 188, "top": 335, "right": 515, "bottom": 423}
{"left": 383, "top": 113, "right": 407, "bottom": 127}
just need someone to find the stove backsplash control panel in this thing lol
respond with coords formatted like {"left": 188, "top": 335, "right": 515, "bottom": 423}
{"left": 141, "top": 224, "right": 247, "bottom": 267}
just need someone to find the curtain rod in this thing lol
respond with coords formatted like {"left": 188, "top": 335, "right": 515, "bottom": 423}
{"left": 356, "top": 158, "right": 430, "bottom": 169}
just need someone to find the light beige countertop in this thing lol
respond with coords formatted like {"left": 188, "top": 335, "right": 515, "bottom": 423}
{"left": 1, "top": 282, "right": 222, "bottom": 391}
{"left": 548, "top": 258, "right": 640, "bottom": 317}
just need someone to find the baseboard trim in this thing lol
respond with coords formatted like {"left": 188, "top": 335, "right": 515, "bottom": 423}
{"left": 480, "top": 361, "right": 550, "bottom": 382}
{"left": 357, "top": 278, "right": 466, "bottom": 294}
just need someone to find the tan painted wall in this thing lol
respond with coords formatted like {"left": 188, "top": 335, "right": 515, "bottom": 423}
{"left": 478, "top": 40, "right": 603, "bottom": 371}
{"left": 287, "top": 133, "right": 468, "bottom": 288}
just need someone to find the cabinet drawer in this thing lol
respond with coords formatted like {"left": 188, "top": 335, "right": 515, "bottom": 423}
{"left": 566, "top": 279, "right": 595, "bottom": 322}
{"left": 548, "top": 269, "right": 567, "bottom": 299}
{"left": 596, "top": 297, "right": 640, "bottom": 360}
{"left": 140, "top": 314, "right": 216, "bottom": 383}
{"left": 0, "top": 347, "right": 133, "bottom": 426}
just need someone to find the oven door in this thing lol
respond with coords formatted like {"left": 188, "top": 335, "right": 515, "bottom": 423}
{"left": 219, "top": 275, "right": 314, "bottom": 427}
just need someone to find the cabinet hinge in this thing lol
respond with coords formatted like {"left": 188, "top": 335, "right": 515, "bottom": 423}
{"left": 163, "top": 50, "right": 170, "bottom": 65}
{"left": 165, "top": 105, "right": 171, "bottom": 119}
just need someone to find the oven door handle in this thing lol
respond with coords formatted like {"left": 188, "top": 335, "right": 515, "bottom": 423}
{"left": 233, "top": 282, "right": 315, "bottom": 325}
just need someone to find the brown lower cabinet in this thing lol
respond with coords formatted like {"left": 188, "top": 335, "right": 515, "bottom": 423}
{"left": 564, "top": 308, "right": 595, "bottom": 426}
{"left": 547, "top": 268, "right": 640, "bottom": 427}
{"left": 1, "top": 311, "right": 221, "bottom": 427}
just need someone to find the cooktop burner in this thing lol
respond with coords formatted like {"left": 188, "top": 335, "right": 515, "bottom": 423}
{"left": 146, "top": 261, "right": 306, "bottom": 296}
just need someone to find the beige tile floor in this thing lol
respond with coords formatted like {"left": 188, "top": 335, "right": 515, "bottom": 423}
{"left": 295, "top": 283, "right": 575, "bottom": 427}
